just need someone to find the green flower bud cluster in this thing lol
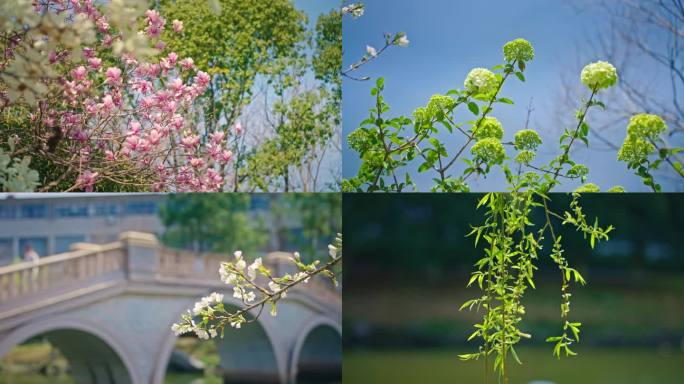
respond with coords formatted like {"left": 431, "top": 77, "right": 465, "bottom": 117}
{"left": 568, "top": 164, "right": 589, "bottom": 178}
{"left": 413, "top": 107, "right": 429, "bottom": 125}
{"left": 471, "top": 137, "right": 506, "bottom": 165}
{"left": 347, "top": 129, "right": 372, "bottom": 153}
{"left": 474, "top": 117, "right": 504, "bottom": 140}
{"left": 606, "top": 185, "right": 626, "bottom": 193}
{"left": 427, "top": 94, "right": 456, "bottom": 116}
{"left": 580, "top": 61, "right": 618, "bottom": 90}
{"left": 514, "top": 129, "right": 542, "bottom": 151}
{"left": 617, "top": 137, "right": 655, "bottom": 164}
{"left": 514, "top": 150, "right": 535, "bottom": 164}
{"left": 464, "top": 68, "right": 498, "bottom": 95}
{"left": 617, "top": 114, "right": 667, "bottom": 165}
{"left": 503, "top": 38, "right": 534, "bottom": 63}
{"left": 574, "top": 183, "right": 600, "bottom": 193}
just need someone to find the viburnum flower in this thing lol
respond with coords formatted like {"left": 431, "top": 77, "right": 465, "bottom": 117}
{"left": 607, "top": 185, "right": 626, "bottom": 193}
{"left": 617, "top": 137, "right": 655, "bottom": 164}
{"left": 427, "top": 94, "right": 456, "bottom": 116}
{"left": 574, "top": 183, "right": 600, "bottom": 193}
{"left": 626, "top": 113, "right": 667, "bottom": 139}
{"left": 464, "top": 68, "right": 498, "bottom": 95}
{"left": 514, "top": 150, "right": 535, "bottom": 164}
{"left": 568, "top": 164, "right": 589, "bottom": 178}
{"left": 471, "top": 137, "right": 506, "bottom": 164}
{"left": 473, "top": 117, "right": 504, "bottom": 140}
{"left": 580, "top": 61, "right": 618, "bottom": 90}
{"left": 514, "top": 129, "right": 542, "bottom": 151}
{"left": 366, "top": 45, "right": 378, "bottom": 58}
{"left": 503, "top": 38, "right": 534, "bottom": 63}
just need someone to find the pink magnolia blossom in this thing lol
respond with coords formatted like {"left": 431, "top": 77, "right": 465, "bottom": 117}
{"left": 210, "top": 131, "right": 225, "bottom": 144}
{"left": 172, "top": 19, "right": 183, "bottom": 33}
{"left": 77, "top": 170, "right": 99, "bottom": 192}
{"left": 100, "top": 94, "right": 115, "bottom": 112}
{"left": 180, "top": 58, "right": 194, "bottom": 70}
{"left": 219, "top": 150, "right": 233, "bottom": 164}
{"left": 195, "top": 71, "right": 211, "bottom": 87}
{"left": 105, "top": 67, "right": 122, "bottom": 85}
{"left": 72, "top": 66, "right": 87, "bottom": 81}
{"left": 8, "top": 3, "right": 237, "bottom": 192}
{"left": 88, "top": 57, "right": 102, "bottom": 70}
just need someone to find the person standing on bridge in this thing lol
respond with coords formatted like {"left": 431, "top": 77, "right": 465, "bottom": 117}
{"left": 23, "top": 245, "right": 40, "bottom": 282}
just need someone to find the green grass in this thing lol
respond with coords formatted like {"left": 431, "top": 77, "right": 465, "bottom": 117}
{"left": 344, "top": 347, "right": 684, "bottom": 384}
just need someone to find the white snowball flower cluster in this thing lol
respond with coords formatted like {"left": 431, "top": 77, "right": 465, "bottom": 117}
{"left": 172, "top": 234, "right": 343, "bottom": 340}
{"left": 580, "top": 61, "right": 618, "bottom": 90}
{"left": 464, "top": 68, "right": 499, "bottom": 95}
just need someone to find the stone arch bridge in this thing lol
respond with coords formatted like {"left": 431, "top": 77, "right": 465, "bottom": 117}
{"left": 0, "top": 232, "right": 341, "bottom": 384}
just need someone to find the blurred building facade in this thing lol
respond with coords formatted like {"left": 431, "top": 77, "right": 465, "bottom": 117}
{"left": 0, "top": 194, "right": 165, "bottom": 266}
{"left": 0, "top": 193, "right": 323, "bottom": 267}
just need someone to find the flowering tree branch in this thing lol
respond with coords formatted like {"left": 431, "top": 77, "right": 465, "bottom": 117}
{"left": 172, "top": 234, "right": 342, "bottom": 339}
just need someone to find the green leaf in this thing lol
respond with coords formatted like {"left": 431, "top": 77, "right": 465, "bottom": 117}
{"left": 467, "top": 102, "right": 479, "bottom": 115}
{"left": 515, "top": 72, "right": 525, "bottom": 82}
{"left": 498, "top": 97, "right": 514, "bottom": 105}
{"left": 510, "top": 346, "right": 523, "bottom": 365}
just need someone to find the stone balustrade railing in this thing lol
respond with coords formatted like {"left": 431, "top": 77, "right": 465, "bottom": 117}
{"left": 0, "top": 242, "right": 125, "bottom": 304}
{"left": 0, "top": 232, "right": 340, "bottom": 311}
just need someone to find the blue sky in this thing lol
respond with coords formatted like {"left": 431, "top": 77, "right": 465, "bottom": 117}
{"left": 342, "top": 0, "right": 683, "bottom": 191}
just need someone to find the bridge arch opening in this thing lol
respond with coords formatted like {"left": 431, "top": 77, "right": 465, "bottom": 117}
{"left": 159, "top": 301, "right": 281, "bottom": 384}
{"left": 0, "top": 323, "right": 135, "bottom": 384}
{"left": 291, "top": 321, "right": 341, "bottom": 383}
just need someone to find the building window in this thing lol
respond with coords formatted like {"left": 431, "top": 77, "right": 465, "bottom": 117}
{"left": 0, "top": 205, "right": 17, "bottom": 220}
{"left": 0, "top": 238, "right": 13, "bottom": 266}
{"left": 19, "top": 238, "right": 48, "bottom": 259}
{"left": 94, "top": 203, "right": 118, "bottom": 217}
{"left": 20, "top": 204, "right": 47, "bottom": 219}
{"left": 55, "top": 235, "right": 87, "bottom": 254}
{"left": 124, "top": 201, "right": 157, "bottom": 215}
{"left": 55, "top": 204, "right": 89, "bottom": 218}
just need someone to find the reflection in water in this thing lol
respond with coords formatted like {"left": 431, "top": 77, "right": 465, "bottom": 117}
{"left": 2, "top": 337, "right": 340, "bottom": 384}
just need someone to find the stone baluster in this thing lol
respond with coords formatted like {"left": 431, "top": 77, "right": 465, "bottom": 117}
{"left": 120, "top": 232, "right": 159, "bottom": 283}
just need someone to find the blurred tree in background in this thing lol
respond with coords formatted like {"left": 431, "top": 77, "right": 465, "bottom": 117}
{"left": 160, "top": 194, "right": 267, "bottom": 253}
{"left": 344, "top": 194, "right": 684, "bottom": 279}
{"left": 160, "top": 0, "right": 341, "bottom": 192}
{"left": 159, "top": 193, "right": 341, "bottom": 258}
{"left": 269, "top": 193, "right": 342, "bottom": 260}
